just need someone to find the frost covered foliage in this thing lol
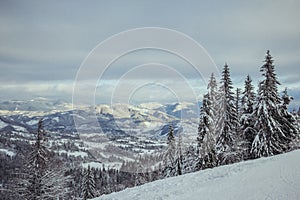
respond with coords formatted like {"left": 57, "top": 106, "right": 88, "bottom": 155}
{"left": 197, "top": 93, "right": 217, "bottom": 170}
{"left": 15, "top": 119, "right": 70, "bottom": 200}
{"left": 216, "top": 64, "right": 239, "bottom": 165}
{"left": 195, "top": 50, "right": 299, "bottom": 168}
{"left": 162, "top": 126, "right": 187, "bottom": 177}
{"left": 162, "top": 125, "right": 176, "bottom": 178}
{"left": 175, "top": 133, "right": 183, "bottom": 176}
{"left": 240, "top": 75, "right": 256, "bottom": 159}
{"left": 250, "top": 51, "right": 296, "bottom": 158}
{"left": 82, "top": 165, "right": 98, "bottom": 200}
{"left": 181, "top": 145, "right": 198, "bottom": 174}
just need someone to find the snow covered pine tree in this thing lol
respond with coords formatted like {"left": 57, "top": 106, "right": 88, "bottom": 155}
{"left": 21, "top": 119, "right": 49, "bottom": 200}
{"left": 251, "top": 50, "right": 297, "bottom": 158}
{"left": 175, "top": 133, "right": 183, "bottom": 175}
{"left": 16, "top": 119, "right": 69, "bottom": 200}
{"left": 216, "top": 64, "right": 239, "bottom": 165}
{"left": 240, "top": 75, "right": 256, "bottom": 160}
{"left": 280, "top": 88, "right": 299, "bottom": 149}
{"left": 82, "top": 165, "right": 98, "bottom": 200}
{"left": 197, "top": 92, "right": 217, "bottom": 170}
{"left": 162, "top": 125, "right": 176, "bottom": 178}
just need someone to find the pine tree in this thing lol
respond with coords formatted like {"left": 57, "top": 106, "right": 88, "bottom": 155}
{"left": 234, "top": 88, "right": 242, "bottom": 142}
{"left": 196, "top": 93, "right": 217, "bottom": 170}
{"left": 22, "top": 119, "right": 48, "bottom": 200}
{"left": 240, "top": 75, "right": 256, "bottom": 159}
{"left": 134, "top": 162, "right": 148, "bottom": 186}
{"left": 290, "top": 108, "right": 300, "bottom": 150}
{"left": 166, "top": 125, "right": 176, "bottom": 163}
{"left": 235, "top": 88, "right": 242, "bottom": 123}
{"left": 251, "top": 50, "right": 295, "bottom": 158}
{"left": 280, "top": 88, "right": 299, "bottom": 149}
{"left": 175, "top": 133, "right": 183, "bottom": 175}
{"left": 233, "top": 87, "right": 244, "bottom": 161}
{"left": 207, "top": 72, "right": 219, "bottom": 138}
{"left": 181, "top": 145, "right": 197, "bottom": 174}
{"left": 216, "top": 64, "right": 239, "bottom": 165}
{"left": 16, "top": 119, "right": 70, "bottom": 200}
{"left": 207, "top": 73, "right": 219, "bottom": 119}
{"left": 82, "top": 165, "right": 97, "bottom": 200}
{"left": 162, "top": 125, "right": 176, "bottom": 177}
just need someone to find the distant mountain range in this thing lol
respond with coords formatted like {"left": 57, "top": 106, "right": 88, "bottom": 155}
{"left": 0, "top": 98, "right": 200, "bottom": 169}
{"left": 0, "top": 98, "right": 200, "bottom": 137}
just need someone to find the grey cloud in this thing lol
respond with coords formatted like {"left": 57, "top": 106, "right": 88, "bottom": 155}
{"left": 0, "top": 0, "right": 300, "bottom": 103}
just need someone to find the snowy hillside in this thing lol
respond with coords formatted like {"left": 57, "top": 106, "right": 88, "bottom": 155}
{"left": 94, "top": 150, "right": 300, "bottom": 200}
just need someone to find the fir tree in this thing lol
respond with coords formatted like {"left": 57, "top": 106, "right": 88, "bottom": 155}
{"left": 251, "top": 50, "right": 295, "bottom": 158}
{"left": 82, "top": 165, "right": 97, "bottom": 200}
{"left": 16, "top": 119, "right": 69, "bottom": 200}
{"left": 207, "top": 73, "right": 219, "bottom": 119}
{"left": 207, "top": 72, "right": 219, "bottom": 139}
{"left": 162, "top": 125, "right": 176, "bottom": 177}
{"left": 280, "top": 88, "right": 299, "bottom": 149}
{"left": 240, "top": 75, "right": 256, "bottom": 159}
{"left": 234, "top": 88, "right": 242, "bottom": 141}
{"left": 197, "top": 93, "right": 217, "bottom": 170}
{"left": 22, "top": 119, "right": 48, "bottom": 200}
{"left": 175, "top": 133, "right": 183, "bottom": 175}
{"left": 216, "top": 64, "right": 239, "bottom": 165}
{"left": 290, "top": 108, "right": 300, "bottom": 150}
{"left": 166, "top": 125, "right": 176, "bottom": 163}
{"left": 181, "top": 145, "right": 197, "bottom": 174}
{"left": 134, "top": 162, "right": 148, "bottom": 186}
{"left": 233, "top": 87, "right": 244, "bottom": 161}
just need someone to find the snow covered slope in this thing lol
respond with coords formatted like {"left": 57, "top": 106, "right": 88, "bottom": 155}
{"left": 94, "top": 150, "right": 300, "bottom": 200}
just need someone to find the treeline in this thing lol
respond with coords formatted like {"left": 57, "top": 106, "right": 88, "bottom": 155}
{"left": 162, "top": 50, "right": 300, "bottom": 177}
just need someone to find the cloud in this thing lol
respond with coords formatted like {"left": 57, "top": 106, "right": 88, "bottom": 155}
{"left": 0, "top": 0, "right": 299, "bottom": 104}
{"left": 0, "top": 81, "right": 72, "bottom": 101}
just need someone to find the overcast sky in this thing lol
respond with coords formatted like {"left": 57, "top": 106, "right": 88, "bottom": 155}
{"left": 1, "top": 0, "right": 300, "bottom": 106}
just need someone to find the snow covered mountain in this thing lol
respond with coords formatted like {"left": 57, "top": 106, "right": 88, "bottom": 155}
{"left": 0, "top": 98, "right": 200, "bottom": 171}
{"left": 0, "top": 99, "right": 200, "bottom": 137}
{"left": 94, "top": 150, "right": 300, "bottom": 200}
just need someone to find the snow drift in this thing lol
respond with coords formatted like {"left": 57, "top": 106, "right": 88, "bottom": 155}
{"left": 94, "top": 150, "right": 300, "bottom": 200}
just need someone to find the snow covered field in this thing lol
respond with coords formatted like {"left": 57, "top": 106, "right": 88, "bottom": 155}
{"left": 94, "top": 150, "right": 300, "bottom": 200}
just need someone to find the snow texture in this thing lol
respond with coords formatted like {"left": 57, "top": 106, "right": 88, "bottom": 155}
{"left": 94, "top": 150, "right": 300, "bottom": 200}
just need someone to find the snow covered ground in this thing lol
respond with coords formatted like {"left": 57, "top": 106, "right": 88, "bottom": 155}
{"left": 93, "top": 150, "right": 300, "bottom": 200}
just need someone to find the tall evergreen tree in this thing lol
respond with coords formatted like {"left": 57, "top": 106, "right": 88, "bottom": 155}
{"left": 16, "top": 119, "right": 69, "bottom": 200}
{"left": 175, "top": 133, "right": 183, "bottom": 175}
{"left": 207, "top": 73, "right": 219, "bottom": 119}
{"left": 181, "top": 145, "right": 197, "bottom": 174}
{"left": 235, "top": 88, "right": 242, "bottom": 122}
{"left": 166, "top": 125, "right": 176, "bottom": 163}
{"left": 233, "top": 87, "right": 244, "bottom": 161}
{"left": 240, "top": 75, "right": 256, "bottom": 159}
{"left": 280, "top": 88, "right": 299, "bottom": 149}
{"left": 162, "top": 125, "right": 176, "bottom": 177}
{"left": 251, "top": 50, "right": 295, "bottom": 158}
{"left": 290, "top": 108, "right": 300, "bottom": 150}
{"left": 216, "top": 64, "right": 239, "bottom": 165}
{"left": 234, "top": 88, "right": 242, "bottom": 137}
{"left": 197, "top": 93, "right": 217, "bottom": 170}
{"left": 23, "top": 119, "right": 48, "bottom": 200}
{"left": 82, "top": 165, "right": 97, "bottom": 200}
{"left": 207, "top": 73, "right": 219, "bottom": 139}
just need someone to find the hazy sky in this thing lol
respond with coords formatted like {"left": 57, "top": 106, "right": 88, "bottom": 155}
{"left": 1, "top": 0, "right": 300, "bottom": 106}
